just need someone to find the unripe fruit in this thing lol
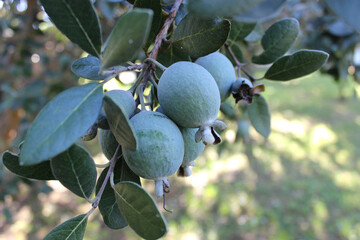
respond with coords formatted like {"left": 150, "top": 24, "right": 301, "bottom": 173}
{"left": 195, "top": 52, "right": 236, "bottom": 102}
{"left": 157, "top": 61, "right": 226, "bottom": 145}
{"left": 122, "top": 111, "right": 184, "bottom": 197}
{"left": 98, "top": 129, "right": 120, "bottom": 160}
{"left": 178, "top": 127, "right": 205, "bottom": 177}
{"left": 232, "top": 78, "right": 265, "bottom": 104}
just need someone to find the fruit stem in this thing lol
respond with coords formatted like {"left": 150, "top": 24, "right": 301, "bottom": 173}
{"left": 91, "top": 145, "right": 121, "bottom": 209}
{"left": 145, "top": 58, "right": 167, "bottom": 72}
{"left": 224, "top": 43, "right": 256, "bottom": 83}
{"left": 149, "top": 75, "right": 158, "bottom": 89}
{"left": 129, "top": 71, "right": 145, "bottom": 94}
{"left": 137, "top": 85, "right": 146, "bottom": 110}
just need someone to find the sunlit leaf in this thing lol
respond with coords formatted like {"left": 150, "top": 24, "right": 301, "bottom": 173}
{"left": 40, "top": 0, "right": 102, "bottom": 57}
{"left": 101, "top": 8, "right": 153, "bottom": 70}
{"left": 51, "top": 144, "right": 97, "bottom": 198}
{"left": 20, "top": 83, "right": 103, "bottom": 165}
{"left": 264, "top": 50, "right": 329, "bottom": 81}
{"left": 114, "top": 182, "right": 168, "bottom": 239}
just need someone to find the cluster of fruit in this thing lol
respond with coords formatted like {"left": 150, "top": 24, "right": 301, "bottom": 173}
{"left": 99, "top": 51, "right": 258, "bottom": 197}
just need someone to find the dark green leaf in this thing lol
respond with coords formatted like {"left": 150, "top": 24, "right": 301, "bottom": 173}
{"left": 101, "top": 8, "right": 153, "bottom": 70}
{"left": 252, "top": 18, "right": 300, "bottom": 65}
{"left": 264, "top": 50, "right": 329, "bottom": 81}
{"left": 134, "top": 0, "right": 162, "bottom": 50}
{"left": 171, "top": 14, "right": 230, "bottom": 58}
{"left": 40, "top": 0, "right": 102, "bottom": 57}
{"left": 20, "top": 83, "right": 103, "bottom": 165}
{"left": 114, "top": 182, "right": 168, "bottom": 239}
{"left": 103, "top": 95, "right": 138, "bottom": 151}
{"left": 156, "top": 44, "right": 191, "bottom": 76}
{"left": 2, "top": 151, "right": 56, "bottom": 180}
{"left": 71, "top": 56, "right": 110, "bottom": 80}
{"left": 187, "top": 0, "right": 263, "bottom": 18}
{"left": 50, "top": 144, "right": 97, "bottom": 199}
{"left": 248, "top": 95, "right": 270, "bottom": 138}
{"left": 96, "top": 158, "right": 140, "bottom": 229}
{"left": 44, "top": 214, "right": 88, "bottom": 240}
{"left": 229, "top": 21, "right": 256, "bottom": 42}
{"left": 325, "top": 0, "right": 360, "bottom": 32}
{"left": 234, "top": 0, "right": 287, "bottom": 23}
{"left": 244, "top": 22, "right": 264, "bottom": 42}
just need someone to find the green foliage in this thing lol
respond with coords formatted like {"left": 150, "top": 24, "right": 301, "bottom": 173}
{"left": 264, "top": 50, "right": 329, "bottom": 81}
{"left": 103, "top": 91, "right": 137, "bottom": 151}
{"left": 20, "top": 83, "right": 103, "bottom": 165}
{"left": 114, "top": 182, "right": 168, "bottom": 239}
{"left": 325, "top": 0, "right": 360, "bottom": 32}
{"left": 101, "top": 8, "right": 153, "bottom": 69}
{"left": 1, "top": 1, "right": 333, "bottom": 239}
{"left": 187, "top": 0, "right": 263, "bottom": 18}
{"left": 43, "top": 214, "right": 88, "bottom": 240}
{"left": 171, "top": 14, "right": 230, "bottom": 58}
{"left": 252, "top": 18, "right": 300, "bottom": 64}
{"left": 39, "top": 0, "right": 102, "bottom": 57}
{"left": 248, "top": 95, "right": 271, "bottom": 138}
{"left": 2, "top": 151, "right": 56, "bottom": 180}
{"left": 50, "top": 144, "right": 97, "bottom": 198}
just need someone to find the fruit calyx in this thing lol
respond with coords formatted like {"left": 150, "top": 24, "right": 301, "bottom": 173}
{"left": 195, "top": 120, "right": 227, "bottom": 145}
{"left": 232, "top": 78, "right": 265, "bottom": 104}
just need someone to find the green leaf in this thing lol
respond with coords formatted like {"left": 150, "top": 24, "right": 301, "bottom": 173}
{"left": 187, "top": 0, "right": 263, "bottom": 18}
{"left": 101, "top": 8, "right": 153, "bottom": 70}
{"left": 96, "top": 158, "right": 140, "bottom": 229}
{"left": 40, "top": 0, "right": 102, "bottom": 57}
{"left": 44, "top": 214, "right": 88, "bottom": 240}
{"left": 103, "top": 94, "right": 138, "bottom": 151}
{"left": 50, "top": 144, "right": 97, "bottom": 198}
{"left": 248, "top": 95, "right": 270, "bottom": 138}
{"left": 171, "top": 14, "right": 230, "bottom": 58}
{"left": 71, "top": 56, "right": 110, "bottom": 80}
{"left": 325, "top": 0, "right": 360, "bottom": 32}
{"left": 20, "top": 83, "right": 103, "bottom": 165}
{"left": 229, "top": 21, "right": 256, "bottom": 42}
{"left": 264, "top": 50, "right": 329, "bottom": 81}
{"left": 252, "top": 18, "right": 300, "bottom": 65}
{"left": 134, "top": 0, "right": 162, "bottom": 50}
{"left": 244, "top": 22, "right": 264, "bottom": 42}
{"left": 234, "top": 0, "right": 287, "bottom": 23}
{"left": 114, "top": 182, "right": 168, "bottom": 239}
{"left": 2, "top": 151, "right": 56, "bottom": 180}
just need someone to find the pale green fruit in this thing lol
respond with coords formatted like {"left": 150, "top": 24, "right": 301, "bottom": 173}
{"left": 178, "top": 127, "right": 205, "bottom": 177}
{"left": 122, "top": 110, "right": 184, "bottom": 197}
{"left": 98, "top": 129, "right": 120, "bottom": 160}
{"left": 158, "top": 61, "right": 226, "bottom": 145}
{"left": 195, "top": 52, "right": 236, "bottom": 102}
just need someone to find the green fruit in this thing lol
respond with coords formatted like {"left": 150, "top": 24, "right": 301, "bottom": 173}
{"left": 158, "top": 61, "right": 226, "bottom": 145}
{"left": 178, "top": 127, "right": 205, "bottom": 177}
{"left": 122, "top": 110, "right": 184, "bottom": 197}
{"left": 195, "top": 52, "right": 236, "bottom": 102}
{"left": 98, "top": 129, "right": 120, "bottom": 160}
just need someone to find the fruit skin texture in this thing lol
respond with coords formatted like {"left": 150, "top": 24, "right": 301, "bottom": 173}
{"left": 98, "top": 129, "right": 120, "bottom": 160}
{"left": 123, "top": 110, "right": 184, "bottom": 183}
{"left": 178, "top": 127, "right": 205, "bottom": 177}
{"left": 195, "top": 52, "right": 236, "bottom": 102}
{"left": 157, "top": 61, "right": 221, "bottom": 128}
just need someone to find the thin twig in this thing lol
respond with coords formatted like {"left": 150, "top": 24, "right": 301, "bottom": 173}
{"left": 224, "top": 43, "right": 256, "bottom": 83}
{"left": 91, "top": 145, "right": 121, "bottom": 209}
{"left": 102, "top": 63, "right": 144, "bottom": 76}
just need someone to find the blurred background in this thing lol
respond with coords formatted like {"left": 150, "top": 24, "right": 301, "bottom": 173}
{"left": 1, "top": 0, "right": 360, "bottom": 239}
